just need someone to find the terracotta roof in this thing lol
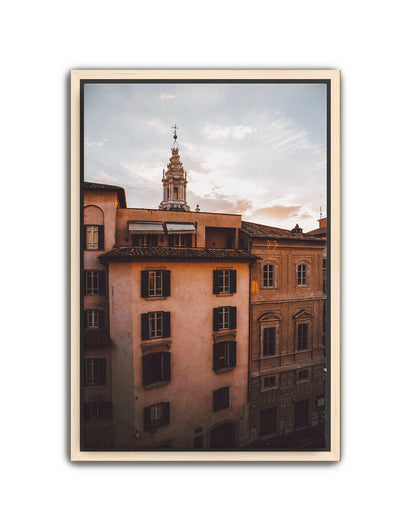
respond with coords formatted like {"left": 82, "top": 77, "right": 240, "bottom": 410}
{"left": 84, "top": 182, "right": 127, "bottom": 208}
{"left": 305, "top": 227, "right": 327, "bottom": 237}
{"left": 99, "top": 246, "right": 258, "bottom": 263}
{"left": 241, "top": 221, "right": 325, "bottom": 241}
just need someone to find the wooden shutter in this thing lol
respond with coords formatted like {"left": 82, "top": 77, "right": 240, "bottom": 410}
{"left": 98, "top": 271, "right": 106, "bottom": 295}
{"left": 162, "top": 352, "right": 171, "bottom": 382}
{"left": 229, "top": 307, "right": 237, "bottom": 329}
{"left": 162, "top": 402, "right": 170, "bottom": 426}
{"left": 168, "top": 235, "right": 174, "bottom": 247}
{"left": 98, "top": 225, "right": 105, "bottom": 249}
{"left": 162, "top": 312, "right": 171, "bottom": 338}
{"left": 143, "top": 406, "right": 151, "bottom": 431}
{"left": 213, "top": 343, "right": 220, "bottom": 370}
{"left": 99, "top": 359, "right": 106, "bottom": 386}
{"left": 142, "top": 354, "right": 151, "bottom": 386}
{"left": 83, "top": 310, "right": 88, "bottom": 329}
{"left": 141, "top": 270, "right": 149, "bottom": 298}
{"left": 213, "top": 270, "right": 220, "bottom": 294}
{"left": 151, "top": 235, "right": 158, "bottom": 246}
{"left": 213, "top": 308, "right": 220, "bottom": 332}
{"left": 229, "top": 341, "right": 237, "bottom": 367}
{"left": 213, "top": 389, "right": 220, "bottom": 411}
{"left": 141, "top": 313, "right": 149, "bottom": 340}
{"left": 230, "top": 270, "right": 237, "bottom": 293}
{"left": 162, "top": 270, "right": 171, "bottom": 297}
{"left": 98, "top": 310, "right": 106, "bottom": 330}
{"left": 185, "top": 235, "right": 192, "bottom": 247}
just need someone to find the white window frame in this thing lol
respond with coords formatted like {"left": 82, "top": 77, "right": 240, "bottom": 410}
{"left": 84, "top": 358, "right": 104, "bottom": 386}
{"left": 297, "top": 264, "right": 307, "bottom": 286}
{"left": 218, "top": 306, "right": 230, "bottom": 330}
{"left": 86, "top": 270, "right": 99, "bottom": 295}
{"left": 219, "top": 269, "right": 231, "bottom": 294}
{"left": 86, "top": 225, "right": 99, "bottom": 250}
{"left": 148, "top": 270, "right": 163, "bottom": 297}
{"left": 148, "top": 311, "right": 163, "bottom": 338}
{"left": 150, "top": 403, "right": 163, "bottom": 425}
{"left": 263, "top": 264, "right": 274, "bottom": 287}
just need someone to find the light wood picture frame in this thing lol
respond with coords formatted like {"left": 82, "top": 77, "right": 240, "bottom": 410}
{"left": 71, "top": 69, "right": 340, "bottom": 461}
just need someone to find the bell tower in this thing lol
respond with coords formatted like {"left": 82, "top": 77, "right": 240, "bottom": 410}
{"left": 159, "top": 125, "right": 190, "bottom": 211}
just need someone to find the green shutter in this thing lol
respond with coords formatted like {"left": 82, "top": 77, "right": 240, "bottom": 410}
{"left": 143, "top": 406, "right": 151, "bottom": 431}
{"left": 98, "top": 310, "right": 106, "bottom": 330}
{"left": 213, "top": 343, "right": 220, "bottom": 371}
{"left": 99, "top": 359, "right": 106, "bottom": 386}
{"left": 162, "top": 271, "right": 171, "bottom": 297}
{"left": 142, "top": 354, "right": 151, "bottom": 386}
{"left": 163, "top": 352, "right": 171, "bottom": 382}
{"left": 213, "top": 308, "right": 220, "bottom": 331}
{"left": 83, "top": 310, "right": 88, "bottom": 329}
{"left": 98, "top": 225, "right": 105, "bottom": 249}
{"left": 229, "top": 341, "right": 237, "bottom": 367}
{"left": 141, "top": 271, "right": 149, "bottom": 298}
{"left": 141, "top": 313, "right": 149, "bottom": 340}
{"left": 230, "top": 270, "right": 237, "bottom": 293}
{"left": 98, "top": 271, "right": 106, "bottom": 295}
{"left": 230, "top": 307, "right": 237, "bottom": 329}
{"left": 162, "top": 402, "right": 170, "bottom": 426}
{"left": 163, "top": 312, "right": 171, "bottom": 338}
{"left": 213, "top": 270, "right": 220, "bottom": 294}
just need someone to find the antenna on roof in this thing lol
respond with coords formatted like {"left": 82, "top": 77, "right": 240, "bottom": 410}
{"left": 319, "top": 206, "right": 322, "bottom": 219}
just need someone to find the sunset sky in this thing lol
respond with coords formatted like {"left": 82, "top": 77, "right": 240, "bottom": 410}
{"left": 84, "top": 82, "right": 327, "bottom": 232}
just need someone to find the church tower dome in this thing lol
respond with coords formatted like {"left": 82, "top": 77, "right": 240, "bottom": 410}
{"left": 159, "top": 125, "right": 190, "bottom": 211}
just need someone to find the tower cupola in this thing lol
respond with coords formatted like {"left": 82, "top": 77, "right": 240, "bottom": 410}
{"left": 159, "top": 125, "right": 190, "bottom": 211}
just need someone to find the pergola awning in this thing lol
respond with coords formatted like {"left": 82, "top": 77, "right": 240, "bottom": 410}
{"left": 165, "top": 222, "right": 196, "bottom": 234}
{"left": 128, "top": 222, "right": 164, "bottom": 234}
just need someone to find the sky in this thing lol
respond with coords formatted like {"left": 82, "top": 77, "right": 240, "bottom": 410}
{"left": 84, "top": 82, "right": 327, "bottom": 232}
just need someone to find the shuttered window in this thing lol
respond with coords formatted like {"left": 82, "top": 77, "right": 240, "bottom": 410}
{"left": 84, "top": 358, "right": 106, "bottom": 386}
{"left": 84, "top": 225, "right": 104, "bottom": 250}
{"left": 84, "top": 401, "right": 112, "bottom": 421}
{"left": 213, "top": 306, "right": 236, "bottom": 331}
{"left": 141, "top": 270, "right": 170, "bottom": 298}
{"left": 132, "top": 234, "right": 158, "bottom": 246}
{"left": 143, "top": 402, "right": 170, "bottom": 431}
{"left": 85, "top": 270, "right": 106, "bottom": 296}
{"left": 142, "top": 352, "right": 171, "bottom": 386}
{"left": 213, "top": 341, "right": 236, "bottom": 371}
{"left": 141, "top": 312, "right": 171, "bottom": 340}
{"left": 213, "top": 269, "right": 237, "bottom": 294}
{"left": 213, "top": 387, "right": 230, "bottom": 412}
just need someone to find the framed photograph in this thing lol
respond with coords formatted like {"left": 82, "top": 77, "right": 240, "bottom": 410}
{"left": 71, "top": 70, "right": 340, "bottom": 461}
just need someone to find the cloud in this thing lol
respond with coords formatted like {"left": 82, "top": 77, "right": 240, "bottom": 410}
{"left": 249, "top": 204, "right": 303, "bottom": 220}
{"left": 94, "top": 171, "right": 118, "bottom": 184}
{"left": 159, "top": 93, "right": 175, "bottom": 100}
{"left": 85, "top": 138, "right": 108, "bottom": 147}
{"left": 203, "top": 124, "right": 256, "bottom": 140}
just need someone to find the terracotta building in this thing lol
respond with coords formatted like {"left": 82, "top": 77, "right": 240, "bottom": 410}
{"left": 81, "top": 132, "right": 327, "bottom": 450}
{"left": 239, "top": 221, "right": 327, "bottom": 445}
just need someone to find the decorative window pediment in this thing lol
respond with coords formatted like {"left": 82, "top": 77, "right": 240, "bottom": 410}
{"left": 293, "top": 309, "right": 314, "bottom": 320}
{"left": 259, "top": 312, "right": 282, "bottom": 323}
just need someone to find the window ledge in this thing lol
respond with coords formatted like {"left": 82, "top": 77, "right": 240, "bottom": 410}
{"left": 143, "top": 380, "right": 170, "bottom": 390}
{"left": 143, "top": 297, "right": 168, "bottom": 301}
{"left": 215, "top": 293, "right": 234, "bottom": 297}
{"left": 213, "top": 330, "right": 237, "bottom": 342}
{"left": 214, "top": 367, "right": 235, "bottom": 375}
{"left": 140, "top": 340, "right": 171, "bottom": 353}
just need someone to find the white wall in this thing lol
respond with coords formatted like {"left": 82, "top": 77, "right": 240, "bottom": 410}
{"left": 1, "top": 1, "right": 415, "bottom": 519}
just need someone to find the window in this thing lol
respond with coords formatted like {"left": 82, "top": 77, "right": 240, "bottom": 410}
{"left": 141, "top": 312, "right": 170, "bottom": 340}
{"left": 84, "top": 358, "right": 106, "bottom": 386}
{"left": 294, "top": 399, "right": 309, "bottom": 429}
{"left": 143, "top": 402, "right": 170, "bottom": 431}
{"left": 213, "top": 387, "right": 230, "bottom": 412}
{"left": 168, "top": 234, "right": 192, "bottom": 247}
{"left": 263, "top": 327, "right": 276, "bottom": 356}
{"left": 263, "top": 375, "right": 277, "bottom": 389}
{"left": 132, "top": 234, "right": 158, "bottom": 246}
{"left": 213, "top": 341, "right": 236, "bottom": 371}
{"left": 213, "top": 306, "right": 237, "bottom": 331}
{"left": 85, "top": 225, "right": 104, "bottom": 250}
{"left": 297, "top": 264, "right": 307, "bottom": 285}
{"left": 260, "top": 407, "right": 277, "bottom": 436}
{"left": 86, "top": 309, "right": 99, "bottom": 328}
{"left": 213, "top": 269, "right": 236, "bottom": 294}
{"left": 142, "top": 352, "right": 171, "bottom": 386}
{"left": 84, "top": 401, "right": 112, "bottom": 421}
{"left": 297, "top": 323, "right": 309, "bottom": 351}
{"left": 141, "top": 270, "right": 170, "bottom": 298}
{"left": 174, "top": 187, "right": 179, "bottom": 200}
{"left": 85, "top": 270, "right": 106, "bottom": 296}
{"left": 263, "top": 264, "right": 274, "bottom": 287}
{"left": 297, "top": 369, "right": 310, "bottom": 382}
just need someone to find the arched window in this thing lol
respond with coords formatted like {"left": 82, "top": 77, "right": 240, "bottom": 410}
{"left": 263, "top": 264, "right": 274, "bottom": 287}
{"left": 297, "top": 264, "right": 307, "bottom": 286}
